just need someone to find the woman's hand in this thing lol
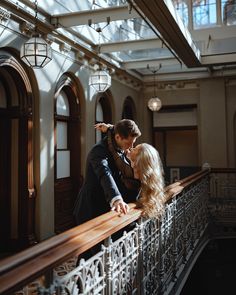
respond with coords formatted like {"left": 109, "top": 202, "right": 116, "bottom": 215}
{"left": 94, "top": 123, "right": 113, "bottom": 133}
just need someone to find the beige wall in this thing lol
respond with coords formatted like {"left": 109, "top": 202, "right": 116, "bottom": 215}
{"left": 199, "top": 78, "right": 227, "bottom": 168}
{"left": 166, "top": 130, "right": 198, "bottom": 166}
{"left": 145, "top": 78, "right": 235, "bottom": 169}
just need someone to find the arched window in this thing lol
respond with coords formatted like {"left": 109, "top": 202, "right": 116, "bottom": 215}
{"left": 96, "top": 100, "right": 104, "bottom": 142}
{"left": 95, "top": 95, "right": 112, "bottom": 142}
{"left": 56, "top": 90, "right": 70, "bottom": 179}
{"left": 122, "top": 96, "right": 136, "bottom": 120}
{"left": 54, "top": 74, "right": 81, "bottom": 233}
{"left": 0, "top": 80, "right": 7, "bottom": 108}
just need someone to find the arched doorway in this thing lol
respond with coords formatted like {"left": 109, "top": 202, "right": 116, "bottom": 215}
{"left": 0, "top": 51, "right": 36, "bottom": 252}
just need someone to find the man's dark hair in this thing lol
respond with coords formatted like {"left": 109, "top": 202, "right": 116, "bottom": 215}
{"left": 114, "top": 119, "right": 141, "bottom": 139}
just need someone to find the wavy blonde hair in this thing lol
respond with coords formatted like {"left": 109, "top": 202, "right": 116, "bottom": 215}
{"left": 134, "top": 143, "right": 166, "bottom": 219}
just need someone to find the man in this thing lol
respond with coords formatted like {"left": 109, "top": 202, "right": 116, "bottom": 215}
{"left": 73, "top": 119, "right": 141, "bottom": 225}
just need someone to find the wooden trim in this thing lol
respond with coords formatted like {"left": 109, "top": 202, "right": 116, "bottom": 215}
{"left": 0, "top": 203, "right": 141, "bottom": 294}
{"left": 165, "top": 169, "right": 209, "bottom": 202}
{"left": 160, "top": 104, "right": 197, "bottom": 111}
{"left": 154, "top": 126, "right": 198, "bottom": 131}
{"left": 0, "top": 51, "right": 36, "bottom": 247}
{"left": 211, "top": 168, "right": 236, "bottom": 173}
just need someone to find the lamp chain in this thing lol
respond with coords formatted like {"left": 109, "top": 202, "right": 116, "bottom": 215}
{"left": 96, "top": 27, "right": 102, "bottom": 68}
{"left": 147, "top": 64, "right": 161, "bottom": 97}
{"left": 153, "top": 69, "right": 157, "bottom": 97}
{"left": 34, "top": 0, "right": 38, "bottom": 33}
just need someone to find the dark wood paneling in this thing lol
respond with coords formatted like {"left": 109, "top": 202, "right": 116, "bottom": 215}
{"left": 0, "top": 117, "right": 11, "bottom": 251}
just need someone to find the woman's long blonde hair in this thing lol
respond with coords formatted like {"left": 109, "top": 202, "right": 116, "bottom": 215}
{"left": 134, "top": 143, "right": 166, "bottom": 219}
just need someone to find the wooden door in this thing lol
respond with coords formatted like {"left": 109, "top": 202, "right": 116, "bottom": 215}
{"left": 0, "top": 116, "right": 11, "bottom": 252}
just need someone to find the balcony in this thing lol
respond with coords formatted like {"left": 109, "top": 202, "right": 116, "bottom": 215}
{"left": 0, "top": 168, "right": 235, "bottom": 294}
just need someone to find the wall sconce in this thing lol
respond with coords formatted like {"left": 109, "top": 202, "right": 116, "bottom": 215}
{"left": 20, "top": 0, "right": 52, "bottom": 68}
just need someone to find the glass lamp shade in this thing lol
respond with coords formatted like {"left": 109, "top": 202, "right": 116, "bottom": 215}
{"left": 20, "top": 35, "right": 52, "bottom": 68}
{"left": 148, "top": 97, "right": 162, "bottom": 111}
{"left": 89, "top": 69, "right": 111, "bottom": 93}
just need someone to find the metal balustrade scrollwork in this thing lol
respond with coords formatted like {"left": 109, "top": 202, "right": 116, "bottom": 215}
{"left": 37, "top": 173, "right": 210, "bottom": 295}
{"left": 2, "top": 169, "right": 236, "bottom": 295}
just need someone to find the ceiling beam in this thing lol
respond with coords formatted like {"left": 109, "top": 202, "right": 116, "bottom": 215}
{"left": 122, "top": 56, "right": 180, "bottom": 69}
{"left": 130, "top": 0, "right": 201, "bottom": 67}
{"left": 51, "top": 5, "right": 139, "bottom": 28}
{"left": 99, "top": 37, "right": 163, "bottom": 53}
{"left": 201, "top": 53, "right": 236, "bottom": 65}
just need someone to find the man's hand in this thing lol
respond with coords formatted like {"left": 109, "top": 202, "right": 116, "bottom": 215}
{"left": 94, "top": 123, "right": 113, "bottom": 133}
{"left": 111, "top": 199, "right": 130, "bottom": 214}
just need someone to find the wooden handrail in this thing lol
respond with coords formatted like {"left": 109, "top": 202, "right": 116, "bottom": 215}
{"left": 0, "top": 170, "right": 209, "bottom": 294}
{"left": 165, "top": 169, "right": 210, "bottom": 202}
{"left": 211, "top": 168, "right": 236, "bottom": 173}
{"left": 0, "top": 204, "right": 141, "bottom": 294}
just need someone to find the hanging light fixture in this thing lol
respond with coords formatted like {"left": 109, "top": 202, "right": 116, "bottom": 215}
{"left": 89, "top": 68, "right": 111, "bottom": 93}
{"left": 20, "top": 0, "right": 52, "bottom": 68}
{"left": 88, "top": 22, "right": 111, "bottom": 93}
{"left": 147, "top": 64, "right": 162, "bottom": 112}
{"left": 148, "top": 97, "right": 162, "bottom": 111}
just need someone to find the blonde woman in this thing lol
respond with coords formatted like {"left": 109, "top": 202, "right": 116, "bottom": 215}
{"left": 95, "top": 123, "right": 166, "bottom": 219}
{"left": 126, "top": 143, "right": 165, "bottom": 219}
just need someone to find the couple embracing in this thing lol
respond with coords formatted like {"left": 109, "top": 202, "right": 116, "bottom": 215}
{"left": 73, "top": 119, "right": 165, "bottom": 226}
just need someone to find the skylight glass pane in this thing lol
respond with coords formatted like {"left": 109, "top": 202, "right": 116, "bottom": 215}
{"left": 173, "top": 0, "right": 189, "bottom": 27}
{"left": 222, "top": 0, "right": 236, "bottom": 25}
{"left": 192, "top": 0, "right": 217, "bottom": 29}
{"left": 116, "top": 48, "right": 173, "bottom": 62}
{"left": 33, "top": 0, "right": 128, "bottom": 15}
{"left": 76, "top": 18, "right": 156, "bottom": 45}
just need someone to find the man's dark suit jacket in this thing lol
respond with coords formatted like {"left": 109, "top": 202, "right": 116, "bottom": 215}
{"left": 73, "top": 135, "right": 138, "bottom": 225}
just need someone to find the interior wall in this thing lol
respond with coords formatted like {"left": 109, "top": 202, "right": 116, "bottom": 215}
{"left": 199, "top": 78, "right": 227, "bottom": 168}
{"left": 1, "top": 18, "right": 235, "bottom": 244}
{"left": 226, "top": 81, "right": 236, "bottom": 167}
{"left": 166, "top": 129, "right": 198, "bottom": 166}
{"left": 146, "top": 78, "right": 235, "bottom": 169}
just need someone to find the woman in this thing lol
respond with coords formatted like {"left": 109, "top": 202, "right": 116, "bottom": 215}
{"left": 95, "top": 123, "right": 166, "bottom": 219}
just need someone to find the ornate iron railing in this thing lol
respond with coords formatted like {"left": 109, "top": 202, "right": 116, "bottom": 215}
{"left": 1, "top": 169, "right": 235, "bottom": 295}
{"left": 208, "top": 168, "right": 236, "bottom": 238}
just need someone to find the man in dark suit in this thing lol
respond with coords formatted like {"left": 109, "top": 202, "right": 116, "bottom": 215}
{"left": 73, "top": 119, "right": 141, "bottom": 225}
